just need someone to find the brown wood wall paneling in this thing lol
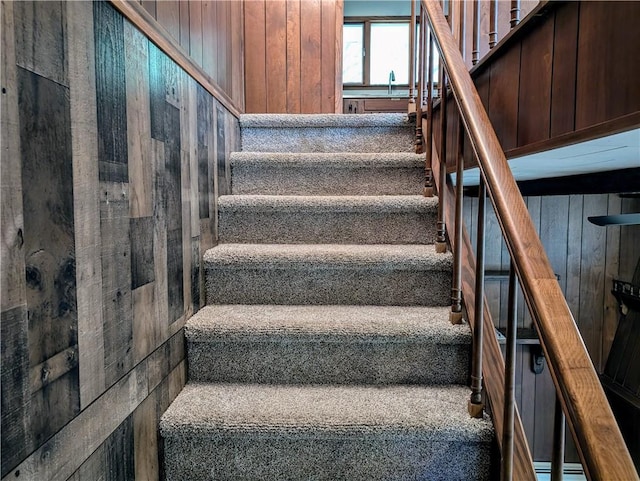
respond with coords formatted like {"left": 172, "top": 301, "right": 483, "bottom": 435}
{"left": 139, "top": 0, "right": 244, "bottom": 112}
{"left": 466, "top": 1, "right": 640, "bottom": 162}
{"left": 463, "top": 192, "right": 633, "bottom": 462}
{"left": 244, "top": 0, "right": 342, "bottom": 113}
{"left": 0, "top": 1, "right": 241, "bottom": 478}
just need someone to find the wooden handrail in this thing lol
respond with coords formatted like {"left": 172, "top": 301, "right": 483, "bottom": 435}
{"left": 421, "top": 1, "right": 638, "bottom": 480}
{"left": 109, "top": 0, "right": 242, "bottom": 118}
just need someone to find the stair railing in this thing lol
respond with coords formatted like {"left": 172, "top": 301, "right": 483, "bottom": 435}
{"left": 417, "top": 1, "right": 638, "bottom": 480}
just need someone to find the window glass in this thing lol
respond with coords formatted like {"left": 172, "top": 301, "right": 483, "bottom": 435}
{"left": 370, "top": 23, "right": 409, "bottom": 85}
{"left": 343, "top": 23, "right": 364, "bottom": 84}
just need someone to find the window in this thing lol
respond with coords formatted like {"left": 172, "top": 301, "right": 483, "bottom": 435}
{"left": 343, "top": 19, "right": 419, "bottom": 87}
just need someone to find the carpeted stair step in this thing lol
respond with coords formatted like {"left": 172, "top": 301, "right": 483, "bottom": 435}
{"left": 204, "top": 244, "right": 452, "bottom": 306}
{"left": 186, "top": 305, "right": 470, "bottom": 385}
{"left": 230, "top": 152, "right": 425, "bottom": 195}
{"left": 240, "top": 113, "right": 415, "bottom": 153}
{"left": 160, "top": 383, "right": 494, "bottom": 481}
{"left": 218, "top": 195, "right": 438, "bottom": 244}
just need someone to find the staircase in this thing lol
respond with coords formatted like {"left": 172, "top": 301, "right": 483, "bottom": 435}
{"left": 160, "top": 113, "right": 494, "bottom": 480}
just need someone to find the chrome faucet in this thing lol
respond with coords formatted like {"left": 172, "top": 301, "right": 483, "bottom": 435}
{"left": 388, "top": 70, "right": 395, "bottom": 95}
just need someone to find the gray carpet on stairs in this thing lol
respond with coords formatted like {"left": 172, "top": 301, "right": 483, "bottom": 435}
{"left": 240, "top": 114, "right": 415, "bottom": 153}
{"left": 204, "top": 244, "right": 453, "bottom": 306}
{"left": 187, "top": 305, "right": 471, "bottom": 385}
{"left": 161, "top": 113, "right": 494, "bottom": 480}
{"left": 218, "top": 195, "right": 438, "bottom": 244}
{"left": 160, "top": 383, "right": 493, "bottom": 481}
{"left": 230, "top": 152, "right": 425, "bottom": 195}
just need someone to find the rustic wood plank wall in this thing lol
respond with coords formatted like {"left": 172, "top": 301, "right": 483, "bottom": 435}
{"left": 244, "top": 0, "right": 343, "bottom": 114}
{"left": 139, "top": 0, "right": 245, "bottom": 112}
{"left": 463, "top": 193, "right": 639, "bottom": 462}
{"left": 0, "top": 1, "right": 240, "bottom": 479}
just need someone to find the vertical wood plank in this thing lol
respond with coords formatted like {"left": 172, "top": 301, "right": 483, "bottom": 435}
{"left": 575, "top": 1, "right": 640, "bottom": 129}
{"left": 602, "top": 194, "right": 621, "bottom": 367}
{"left": 202, "top": 0, "right": 218, "bottom": 83}
{"left": 230, "top": 0, "right": 245, "bottom": 110}
{"left": 216, "top": 1, "right": 231, "bottom": 94}
{"left": 334, "top": 0, "right": 343, "bottom": 113}
{"left": 66, "top": 0, "right": 106, "bottom": 409}
{"left": 133, "top": 389, "right": 159, "bottom": 481}
{"left": 244, "top": 0, "right": 266, "bottom": 113}
{"left": 125, "top": 22, "right": 153, "bottom": 219}
{"left": 550, "top": 2, "right": 578, "bottom": 137}
{"left": 165, "top": 103, "right": 184, "bottom": 325}
{"left": 619, "top": 198, "right": 640, "bottom": 282}
{"left": 565, "top": 195, "right": 583, "bottom": 320}
{"left": 94, "top": 1, "right": 128, "bottom": 183}
{"left": 488, "top": 43, "right": 520, "bottom": 151}
{"left": 189, "top": 0, "right": 203, "bottom": 67}
{"left": 13, "top": 1, "right": 68, "bottom": 87}
{"left": 179, "top": 0, "right": 190, "bottom": 52}
{"left": 0, "top": 6, "right": 29, "bottom": 467}
{"left": 579, "top": 194, "right": 608, "bottom": 371}
{"left": 156, "top": 0, "right": 180, "bottom": 41}
{"left": 99, "top": 183, "right": 133, "bottom": 387}
{"left": 179, "top": 72, "right": 193, "bottom": 321}
{"left": 216, "top": 104, "right": 229, "bottom": 196}
{"left": 517, "top": 13, "right": 553, "bottom": 146}
{"left": 300, "top": 0, "right": 322, "bottom": 113}
{"left": 152, "top": 138, "right": 169, "bottom": 336}
{"left": 18, "top": 64, "right": 81, "bottom": 451}
{"left": 286, "top": 0, "right": 302, "bottom": 113}
{"left": 1, "top": 0, "right": 26, "bottom": 314}
{"left": 321, "top": 0, "right": 337, "bottom": 113}
{"left": 266, "top": 0, "right": 287, "bottom": 113}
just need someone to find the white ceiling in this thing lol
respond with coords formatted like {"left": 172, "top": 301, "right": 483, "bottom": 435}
{"left": 454, "top": 128, "right": 640, "bottom": 186}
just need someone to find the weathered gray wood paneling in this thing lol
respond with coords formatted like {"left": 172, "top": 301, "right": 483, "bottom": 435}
{"left": 0, "top": 1, "right": 239, "bottom": 478}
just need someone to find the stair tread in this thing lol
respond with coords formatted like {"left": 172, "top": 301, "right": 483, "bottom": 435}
{"left": 240, "top": 113, "right": 411, "bottom": 128}
{"left": 218, "top": 195, "right": 438, "bottom": 213}
{"left": 186, "top": 305, "right": 469, "bottom": 343}
{"left": 230, "top": 151, "right": 425, "bottom": 167}
{"left": 161, "top": 383, "right": 492, "bottom": 442}
{"left": 204, "top": 243, "right": 452, "bottom": 269}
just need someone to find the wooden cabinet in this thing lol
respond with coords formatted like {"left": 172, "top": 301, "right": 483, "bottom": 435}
{"left": 343, "top": 97, "right": 408, "bottom": 114}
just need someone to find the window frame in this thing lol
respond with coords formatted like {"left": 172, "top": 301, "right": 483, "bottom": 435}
{"left": 343, "top": 16, "right": 418, "bottom": 89}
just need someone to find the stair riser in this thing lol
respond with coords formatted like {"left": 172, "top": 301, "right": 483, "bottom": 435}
{"left": 231, "top": 166, "right": 424, "bottom": 195}
{"left": 188, "top": 340, "right": 469, "bottom": 385}
{"left": 241, "top": 127, "right": 414, "bottom": 153}
{"left": 205, "top": 267, "right": 452, "bottom": 306}
{"left": 219, "top": 211, "right": 437, "bottom": 244}
{"left": 163, "top": 437, "right": 491, "bottom": 481}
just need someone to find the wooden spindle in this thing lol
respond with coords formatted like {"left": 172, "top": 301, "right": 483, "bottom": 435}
{"left": 424, "top": 26, "right": 434, "bottom": 197}
{"left": 551, "top": 395, "right": 566, "bottom": 481}
{"left": 458, "top": 0, "right": 466, "bottom": 60}
{"left": 489, "top": 0, "right": 498, "bottom": 49}
{"left": 435, "top": 66, "right": 447, "bottom": 253}
{"left": 409, "top": 0, "right": 417, "bottom": 108}
{"left": 472, "top": 0, "right": 479, "bottom": 65}
{"left": 415, "top": 5, "right": 425, "bottom": 153}
{"left": 469, "top": 176, "right": 486, "bottom": 418}
{"left": 450, "top": 119, "right": 464, "bottom": 324}
{"left": 510, "top": 0, "right": 521, "bottom": 28}
{"left": 501, "top": 263, "right": 517, "bottom": 481}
